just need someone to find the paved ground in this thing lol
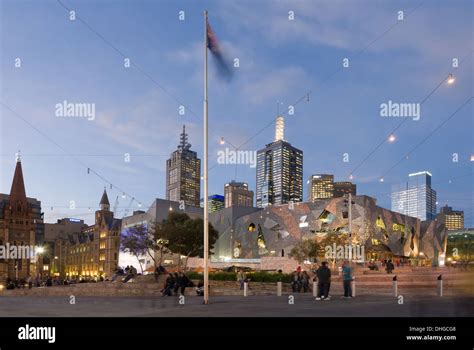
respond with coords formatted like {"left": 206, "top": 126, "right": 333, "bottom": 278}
{"left": 0, "top": 294, "right": 472, "bottom": 317}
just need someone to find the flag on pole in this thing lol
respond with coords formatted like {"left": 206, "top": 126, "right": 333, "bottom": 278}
{"left": 206, "top": 21, "right": 233, "bottom": 80}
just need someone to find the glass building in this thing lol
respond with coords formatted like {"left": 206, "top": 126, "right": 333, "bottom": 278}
{"left": 256, "top": 116, "right": 303, "bottom": 208}
{"left": 391, "top": 171, "right": 437, "bottom": 221}
{"left": 166, "top": 125, "right": 201, "bottom": 207}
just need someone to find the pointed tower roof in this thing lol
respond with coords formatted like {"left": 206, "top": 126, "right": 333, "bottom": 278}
{"left": 100, "top": 188, "right": 110, "bottom": 206}
{"left": 9, "top": 156, "right": 27, "bottom": 203}
{"left": 177, "top": 124, "right": 191, "bottom": 152}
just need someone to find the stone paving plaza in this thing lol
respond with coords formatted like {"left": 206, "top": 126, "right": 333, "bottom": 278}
{"left": 0, "top": 294, "right": 472, "bottom": 317}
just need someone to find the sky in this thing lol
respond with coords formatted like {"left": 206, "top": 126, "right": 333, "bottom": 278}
{"left": 0, "top": 0, "right": 472, "bottom": 226}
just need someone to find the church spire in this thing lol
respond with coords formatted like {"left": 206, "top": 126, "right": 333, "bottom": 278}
{"left": 9, "top": 154, "right": 27, "bottom": 205}
{"left": 100, "top": 188, "right": 110, "bottom": 211}
{"left": 177, "top": 124, "right": 191, "bottom": 152}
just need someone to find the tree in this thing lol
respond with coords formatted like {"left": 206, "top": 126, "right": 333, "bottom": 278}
{"left": 290, "top": 238, "right": 320, "bottom": 264}
{"left": 120, "top": 224, "right": 159, "bottom": 274}
{"left": 155, "top": 212, "right": 219, "bottom": 269}
{"left": 317, "top": 231, "right": 350, "bottom": 267}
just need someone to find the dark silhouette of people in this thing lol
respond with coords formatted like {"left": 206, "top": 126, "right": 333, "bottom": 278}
{"left": 315, "top": 261, "right": 331, "bottom": 300}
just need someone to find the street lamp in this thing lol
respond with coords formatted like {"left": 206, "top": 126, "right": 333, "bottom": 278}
{"left": 447, "top": 73, "right": 455, "bottom": 85}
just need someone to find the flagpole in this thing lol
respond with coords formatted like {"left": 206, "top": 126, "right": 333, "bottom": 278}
{"left": 203, "top": 9, "right": 209, "bottom": 305}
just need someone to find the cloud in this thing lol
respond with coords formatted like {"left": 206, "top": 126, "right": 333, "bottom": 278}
{"left": 242, "top": 66, "right": 310, "bottom": 105}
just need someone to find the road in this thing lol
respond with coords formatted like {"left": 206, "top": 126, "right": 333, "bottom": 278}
{"left": 0, "top": 294, "right": 472, "bottom": 317}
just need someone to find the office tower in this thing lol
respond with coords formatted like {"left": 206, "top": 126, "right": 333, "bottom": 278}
{"left": 308, "top": 174, "right": 334, "bottom": 201}
{"left": 256, "top": 116, "right": 303, "bottom": 207}
{"left": 391, "top": 171, "right": 437, "bottom": 221}
{"left": 208, "top": 194, "right": 225, "bottom": 213}
{"left": 224, "top": 181, "right": 254, "bottom": 208}
{"left": 166, "top": 125, "right": 201, "bottom": 207}
{"left": 333, "top": 181, "right": 357, "bottom": 198}
{"left": 439, "top": 205, "right": 464, "bottom": 230}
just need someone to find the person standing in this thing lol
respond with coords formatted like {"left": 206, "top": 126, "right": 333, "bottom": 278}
{"left": 386, "top": 259, "right": 395, "bottom": 274}
{"left": 237, "top": 270, "right": 245, "bottom": 290}
{"left": 315, "top": 261, "right": 331, "bottom": 300}
{"left": 341, "top": 260, "right": 353, "bottom": 298}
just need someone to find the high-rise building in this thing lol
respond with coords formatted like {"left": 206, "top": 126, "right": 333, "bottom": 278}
{"left": 439, "top": 205, "right": 464, "bottom": 230}
{"left": 333, "top": 181, "right": 357, "bottom": 198}
{"left": 391, "top": 171, "right": 437, "bottom": 221}
{"left": 308, "top": 174, "right": 334, "bottom": 200}
{"left": 0, "top": 155, "right": 44, "bottom": 284}
{"left": 209, "top": 195, "right": 225, "bottom": 213}
{"left": 166, "top": 125, "right": 201, "bottom": 207}
{"left": 224, "top": 181, "right": 254, "bottom": 208}
{"left": 256, "top": 116, "right": 303, "bottom": 208}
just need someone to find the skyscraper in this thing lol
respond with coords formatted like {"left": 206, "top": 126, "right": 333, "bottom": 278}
{"left": 439, "top": 205, "right": 464, "bottom": 230}
{"left": 391, "top": 171, "right": 437, "bottom": 221}
{"left": 224, "top": 181, "right": 254, "bottom": 208}
{"left": 166, "top": 125, "right": 201, "bottom": 207}
{"left": 256, "top": 116, "right": 303, "bottom": 208}
{"left": 308, "top": 174, "right": 334, "bottom": 201}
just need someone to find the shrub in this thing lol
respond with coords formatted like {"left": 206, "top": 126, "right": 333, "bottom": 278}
{"left": 185, "top": 270, "right": 292, "bottom": 283}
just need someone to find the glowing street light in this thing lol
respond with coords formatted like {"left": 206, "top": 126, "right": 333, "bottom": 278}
{"left": 219, "top": 137, "right": 225, "bottom": 145}
{"left": 349, "top": 174, "right": 354, "bottom": 180}
{"left": 36, "top": 246, "right": 45, "bottom": 255}
{"left": 379, "top": 177, "right": 384, "bottom": 182}
{"left": 388, "top": 134, "right": 396, "bottom": 143}
{"left": 447, "top": 73, "right": 455, "bottom": 85}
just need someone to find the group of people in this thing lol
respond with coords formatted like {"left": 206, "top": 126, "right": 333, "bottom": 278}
{"left": 367, "top": 259, "right": 397, "bottom": 273}
{"left": 291, "top": 270, "right": 311, "bottom": 293}
{"left": 111, "top": 265, "right": 138, "bottom": 283}
{"left": 160, "top": 272, "right": 193, "bottom": 296}
{"left": 5, "top": 275, "right": 84, "bottom": 289}
{"left": 313, "top": 260, "right": 354, "bottom": 300}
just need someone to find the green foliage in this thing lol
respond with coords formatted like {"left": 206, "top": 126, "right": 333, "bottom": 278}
{"left": 185, "top": 270, "right": 292, "bottom": 283}
{"left": 290, "top": 238, "right": 320, "bottom": 263}
{"left": 155, "top": 212, "right": 219, "bottom": 259}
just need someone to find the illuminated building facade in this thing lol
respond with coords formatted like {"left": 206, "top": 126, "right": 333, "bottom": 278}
{"left": 0, "top": 156, "right": 44, "bottom": 284}
{"left": 391, "top": 171, "right": 437, "bottom": 221}
{"left": 208, "top": 195, "right": 224, "bottom": 213}
{"left": 224, "top": 181, "right": 253, "bottom": 208}
{"left": 166, "top": 125, "right": 201, "bottom": 207}
{"left": 439, "top": 205, "right": 464, "bottom": 230}
{"left": 53, "top": 190, "right": 121, "bottom": 279}
{"left": 256, "top": 116, "right": 303, "bottom": 207}
{"left": 308, "top": 174, "right": 334, "bottom": 200}
{"left": 211, "top": 195, "right": 447, "bottom": 266}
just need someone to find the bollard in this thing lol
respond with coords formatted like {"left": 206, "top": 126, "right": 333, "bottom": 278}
{"left": 351, "top": 276, "right": 356, "bottom": 297}
{"left": 312, "top": 281, "right": 318, "bottom": 297}
{"left": 277, "top": 281, "right": 282, "bottom": 296}
{"left": 392, "top": 275, "right": 398, "bottom": 297}
{"left": 244, "top": 282, "right": 248, "bottom": 297}
{"left": 437, "top": 275, "right": 443, "bottom": 297}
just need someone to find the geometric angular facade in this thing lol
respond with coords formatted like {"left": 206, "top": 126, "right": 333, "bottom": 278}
{"left": 210, "top": 195, "right": 447, "bottom": 266}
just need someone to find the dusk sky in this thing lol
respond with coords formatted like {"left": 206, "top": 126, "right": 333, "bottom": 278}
{"left": 1, "top": 0, "right": 472, "bottom": 226}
